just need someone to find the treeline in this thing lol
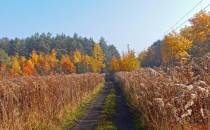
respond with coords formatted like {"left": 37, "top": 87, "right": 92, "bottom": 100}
{"left": 109, "top": 11, "right": 210, "bottom": 73}
{"left": 139, "top": 11, "right": 210, "bottom": 67}
{"left": 0, "top": 33, "right": 119, "bottom": 65}
{"left": 0, "top": 33, "right": 121, "bottom": 78}
{"left": 0, "top": 44, "right": 106, "bottom": 77}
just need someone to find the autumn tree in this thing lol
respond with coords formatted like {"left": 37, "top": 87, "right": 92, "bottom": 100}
{"left": 189, "top": 11, "right": 210, "bottom": 56}
{"left": 31, "top": 50, "right": 39, "bottom": 65}
{"left": 48, "top": 49, "right": 58, "bottom": 69}
{"left": 60, "top": 54, "right": 75, "bottom": 73}
{"left": 180, "top": 26, "right": 193, "bottom": 41}
{"left": 22, "top": 59, "right": 35, "bottom": 76}
{"left": 73, "top": 49, "right": 82, "bottom": 64}
{"left": 10, "top": 56, "right": 22, "bottom": 76}
{"left": 120, "top": 50, "right": 139, "bottom": 71}
{"left": 73, "top": 49, "right": 87, "bottom": 73}
{"left": 110, "top": 56, "right": 120, "bottom": 72}
{"left": 38, "top": 49, "right": 58, "bottom": 74}
{"left": 19, "top": 56, "right": 27, "bottom": 67}
{"left": 91, "top": 43, "right": 105, "bottom": 72}
{"left": 37, "top": 53, "right": 49, "bottom": 74}
{"left": 161, "top": 33, "right": 192, "bottom": 65}
{"left": 93, "top": 44, "right": 105, "bottom": 62}
{"left": 190, "top": 11, "right": 210, "bottom": 42}
{"left": 80, "top": 54, "right": 92, "bottom": 72}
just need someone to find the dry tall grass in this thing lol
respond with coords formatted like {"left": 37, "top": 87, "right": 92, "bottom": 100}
{"left": 0, "top": 73, "right": 104, "bottom": 130}
{"left": 116, "top": 53, "right": 210, "bottom": 130}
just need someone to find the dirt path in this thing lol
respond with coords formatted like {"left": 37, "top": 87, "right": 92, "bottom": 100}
{"left": 70, "top": 76, "right": 135, "bottom": 130}
{"left": 113, "top": 82, "right": 135, "bottom": 130}
{"left": 70, "top": 82, "right": 112, "bottom": 130}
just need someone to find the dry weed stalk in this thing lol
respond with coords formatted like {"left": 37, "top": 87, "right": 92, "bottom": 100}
{"left": 0, "top": 73, "right": 104, "bottom": 130}
{"left": 116, "top": 53, "right": 210, "bottom": 130}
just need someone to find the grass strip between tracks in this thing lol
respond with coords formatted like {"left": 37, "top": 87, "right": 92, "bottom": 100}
{"left": 96, "top": 88, "right": 117, "bottom": 130}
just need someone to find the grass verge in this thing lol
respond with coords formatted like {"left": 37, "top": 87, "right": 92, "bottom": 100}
{"left": 60, "top": 82, "right": 105, "bottom": 130}
{"left": 96, "top": 89, "right": 117, "bottom": 130}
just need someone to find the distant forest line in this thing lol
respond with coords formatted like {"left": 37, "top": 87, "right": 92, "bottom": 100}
{"left": 0, "top": 33, "right": 120, "bottom": 64}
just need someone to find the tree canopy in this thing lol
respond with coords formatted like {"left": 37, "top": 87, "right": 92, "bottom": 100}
{"left": 139, "top": 11, "right": 210, "bottom": 67}
{"left": 0, "top": 33, "right": 120, "bottom": 62}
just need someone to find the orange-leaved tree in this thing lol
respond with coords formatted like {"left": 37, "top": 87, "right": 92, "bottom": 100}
{"left": 60, "top": 54, "right": 75, "bottom": 73}
{"left": 22, "top": 59, "right": 36, "bottom": 76}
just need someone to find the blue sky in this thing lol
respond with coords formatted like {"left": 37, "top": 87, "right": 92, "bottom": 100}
{"left": 0, "top": 0, "right": 210, "bottom": 53}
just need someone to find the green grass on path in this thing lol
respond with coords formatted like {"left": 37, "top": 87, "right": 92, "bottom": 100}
{"left": 96, "top": 88, "right": 117, "bottom": 130}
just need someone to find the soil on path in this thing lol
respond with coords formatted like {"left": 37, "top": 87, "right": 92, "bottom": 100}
{"left": 113, "top": 81, "right": 135, "bottom": 130}
{"left": 70, "top": 82, "right": 112, "bottom": 130}
{"left": 70, "top": 75, "right": 136, "bottom": 130}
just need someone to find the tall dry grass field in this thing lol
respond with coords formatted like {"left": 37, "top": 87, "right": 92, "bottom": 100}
{"left": 0, "top": 73, "right": 104, "bottom": 130}
{"left": 116, "top": 53, "right": 210, "bottom": 130}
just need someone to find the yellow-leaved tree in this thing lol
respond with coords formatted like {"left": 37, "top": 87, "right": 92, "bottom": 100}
{"left": 91, "top": 44, "right": 105, "bottom": 72}
{"left": 73, "top": 49, "right": 82, "bottom": 64}
{"left": 38, "top": 53, "right": 50, "bottom": 74}
{"left": 161, "top": 33, "right": 192, "bottom": 65}
{"left": 10, "top": 56, "right": 22, "bottom": 76}
{"left": 190, "top": 11, "right": 210, "bottom": 42}
{"left": 39, "top": 49, "right": 58, "bottom": 74}
{"left": 189, "top": 11, "right": 210, "bottom": 56}
{"left": 81, "top": 54, "right": 92, "bottom": 72}
{"left": 48, "top": 49, "right": 58, "bottom": 69}
{"left": 120, "top": 50, "right": 139, "bottom": 71}
{"left": 110, "top": 56, "right": 120, "bottom": 72}
{"left": 31, "top": 50, "right": 39, "bottom": 65}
